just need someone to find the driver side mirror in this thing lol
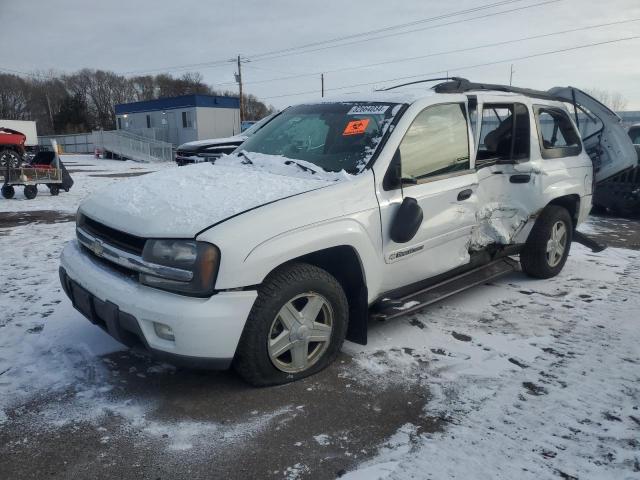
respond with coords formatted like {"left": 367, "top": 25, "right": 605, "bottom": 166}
{"left": 390, "top": 197, "right": 423, "bottom": 243}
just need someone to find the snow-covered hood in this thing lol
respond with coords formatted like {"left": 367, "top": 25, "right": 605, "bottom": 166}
{"left": 79, "top": 155, "right": 350, "bottom": 238}
{"left": 177, "top": 135, "right": 247, "bottom": 151}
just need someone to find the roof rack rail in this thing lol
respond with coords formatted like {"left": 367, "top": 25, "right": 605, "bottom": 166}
{"left": 432, "top": 78, "right": 558, "bottom": 101}
{"left": 379, "top": 77, "right": 456, "bottom": 91}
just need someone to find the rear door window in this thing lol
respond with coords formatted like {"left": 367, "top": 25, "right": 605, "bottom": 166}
{"left": 477, "top": 103, "right": 530, "bottom": 165}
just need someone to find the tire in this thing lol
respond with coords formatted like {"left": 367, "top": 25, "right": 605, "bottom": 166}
{"left": 49, "top": 184, "right": 60, "bottom": 196}
{"left": 520, "top": 205, "right": 573, "bottom": 279}
{"left": 1, "top": 185, "right": 15, "bottom": 199}
{"left": 234, "top": 262, "right": 349, "bottom": 386}
{"left": 24, "top": 185, "right": 38, "bottom": 200}
{"left": 0, "top": 149, "right": 21, "bottom": 168}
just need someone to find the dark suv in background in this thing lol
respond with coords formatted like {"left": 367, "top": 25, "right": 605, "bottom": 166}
{"left": 174, "top": 113, "right": 275, "bottom": 166}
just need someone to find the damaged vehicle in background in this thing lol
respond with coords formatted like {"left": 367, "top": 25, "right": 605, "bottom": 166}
{"left": 174, "top": 113, "right": 275, "bottom": 166}
{"left": 569, "top": 100, "right": 640, "bottom": 216}
{"left": 59, "top": 78, "right": 635, "bottom": 386}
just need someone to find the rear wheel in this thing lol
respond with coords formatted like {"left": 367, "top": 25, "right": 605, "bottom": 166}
{"left": 234, "top": 263, "right": 348, "bottom": 386}
{"left": 520, "top": 205, "right": 573, "bottom": 279}
{"left": 1, "top": 185, "right": 15, "bottom": 199}
{"left": 49, "top": 184, "right": 60, "bottom": 196}
{"left": 0, "top": 149, "right": 21, "bottom": 168}
{"left": 24, "top": 185, "right": 38, "bottom": 200}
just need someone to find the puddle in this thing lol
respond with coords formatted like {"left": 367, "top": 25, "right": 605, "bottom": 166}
{"left": 0, "top": 211, "right": 76, "bottom": 228}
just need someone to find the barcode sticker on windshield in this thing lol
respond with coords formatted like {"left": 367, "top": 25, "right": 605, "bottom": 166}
{"left": 347, "top": 105, "right": 389, "bottom": 115}
{"left": 343, "top": 119, "right": 370, "bottom": 136}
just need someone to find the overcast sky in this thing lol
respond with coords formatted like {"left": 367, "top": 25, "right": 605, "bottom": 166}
{"left": 2, "top": 0, "right": 639, "bottom": 109}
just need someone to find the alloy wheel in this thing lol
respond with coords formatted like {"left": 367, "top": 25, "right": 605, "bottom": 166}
{"left": 267, "top": 292, "right": 333, "bottom": 373}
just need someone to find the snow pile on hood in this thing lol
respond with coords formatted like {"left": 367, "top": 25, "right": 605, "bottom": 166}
{"left": 220, "top": 151, "right": 354, "bottom": 182}
{"left": 80, "top": 157, "right": 346, "bottom": 237}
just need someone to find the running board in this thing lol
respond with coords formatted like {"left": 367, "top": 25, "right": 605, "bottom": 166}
{"left": 370, "top": 257, "right": 519, "bottom": 321}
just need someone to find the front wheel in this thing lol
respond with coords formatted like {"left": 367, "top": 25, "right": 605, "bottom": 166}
{"left": 520, "top": 205, "right": 573, "bottom": 279}
{"left": 234, "top": 263, "right": 348, "bottom": 386}
{"left": 0, "top": 149, "right": 21, "bottom": 168}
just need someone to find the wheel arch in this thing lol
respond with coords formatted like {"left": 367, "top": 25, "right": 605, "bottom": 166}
{"left": 547, "top": 194, "right": 580, "bottom": 228}
{"left": 263, "top": 245, "right": 369, "bottom": 345}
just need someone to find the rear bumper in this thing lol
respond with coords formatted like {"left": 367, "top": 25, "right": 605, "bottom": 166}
{"left": 60, "top": 240, "right": 257, "bottom": 369}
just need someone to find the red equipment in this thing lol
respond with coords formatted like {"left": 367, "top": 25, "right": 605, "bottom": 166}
{"left": 0, "top": 127, "right": 26, "bottom": 168}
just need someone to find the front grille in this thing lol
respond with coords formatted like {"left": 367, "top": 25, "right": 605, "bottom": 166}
{"left": 78, "top": 215, "right": 146, "bottom": 255}
{"left": 78, "top": 243, "right": 139, "bottom": 279}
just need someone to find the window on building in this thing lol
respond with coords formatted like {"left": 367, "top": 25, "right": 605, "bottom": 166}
{"left": 398, "top": 103, "right": 470, "bottom": 181}
{"left": 477, "top": 103, "right": 530, "bottom": 164}
{"left": 629, "top": 127, "right": 640, "bottom": 145}
{"left": 146, "top": 114, "right": 151, "bottom": 128}
{"left": 535, "top": 107, "right": 582, "bottom": 159}
{"left": 182, "top": 111, "right": 193, "bottom": 129}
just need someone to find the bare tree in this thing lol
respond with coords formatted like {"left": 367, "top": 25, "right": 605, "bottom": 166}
{"left": 0, "top": 74, "right": 30, "bottom": 120}
{"left": 585, "top": 88, "right": 629, "bottom": 111}
{"left": 0, "top": 69, "right": 275, "bottom": 133}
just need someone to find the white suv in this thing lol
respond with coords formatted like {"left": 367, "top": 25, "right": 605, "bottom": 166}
{"left": 59, "top": 79, "right": 636, "bottom": 385}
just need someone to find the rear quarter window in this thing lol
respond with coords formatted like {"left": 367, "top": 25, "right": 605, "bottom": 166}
{"left": 534, "top": 106, "right": 582, "bottom": 159}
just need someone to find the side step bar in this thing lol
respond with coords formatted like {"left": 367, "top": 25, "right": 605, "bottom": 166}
{"left": 370, "top": 257, "right": 519, "bottom": 321}
{"left": 573, "top": 231, "right": 607, "bottom": 253}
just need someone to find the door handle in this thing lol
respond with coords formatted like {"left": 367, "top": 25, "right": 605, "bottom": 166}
{"left": 457, "top": 189, "right": 473, "bottom": 201}
{"left": 510, "top": 174, "right": 531, "bottom": 184}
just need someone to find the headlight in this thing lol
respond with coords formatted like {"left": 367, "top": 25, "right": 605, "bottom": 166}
{"left": 140, "top": 240, "right": 220, "bottom": 297}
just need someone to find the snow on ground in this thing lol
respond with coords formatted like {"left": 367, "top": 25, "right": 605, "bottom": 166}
{"left": 1, "top": 155, "right": 639, "bottom": 479}
{"left": 0, "top": 155, "right": 295, "bottom": 456}
{"left": 342, "top": 245, "right": 640, "bottom": 480}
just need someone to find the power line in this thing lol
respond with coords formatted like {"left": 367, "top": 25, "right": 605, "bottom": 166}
{"left": 260, "top": 35, "right": 640, "bottom": 100}
{"left": 121, "top": 0, "right": 558, "bottom": 76}
{"left": 213, "top": 17, "right": 640, "bottom": 88}
{"left": 246, "top": 0, "right": 561, "bottom": 64}
{"left": 247, "top": 0, "right": 534, "bottom": 60}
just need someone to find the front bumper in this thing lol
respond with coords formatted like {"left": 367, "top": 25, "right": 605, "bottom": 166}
{"left": 60, "top": 240, "right": 257, "bottom": 369}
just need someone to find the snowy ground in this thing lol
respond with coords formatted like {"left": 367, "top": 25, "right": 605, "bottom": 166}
{"left": 1, "top": 155, "right": 639, "bottom": 479}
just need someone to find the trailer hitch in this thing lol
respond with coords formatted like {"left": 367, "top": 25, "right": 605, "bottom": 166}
{"left": 573, "top": 231, "right": 607, "bottom": 253}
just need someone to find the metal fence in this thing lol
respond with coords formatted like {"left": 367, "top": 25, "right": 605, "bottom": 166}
{"left": 38, "top": 133, "right": 94, "bottom": 154}
{"left": 93, "top": 130, "right": 174, "bottom": 163}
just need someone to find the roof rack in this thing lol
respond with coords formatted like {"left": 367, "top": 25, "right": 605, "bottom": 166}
{"left": 379, "top": 77, "right": 455, "bottom": 91}
{"left": 432, "top": 78, "right": 559, "bottom": 101}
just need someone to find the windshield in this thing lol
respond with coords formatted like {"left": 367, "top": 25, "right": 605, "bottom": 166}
{"left": 243, "top": 113, "right": 275, "bottom": 136}
{"left": 239, "top": 102, "right": 401, "bottom": 173}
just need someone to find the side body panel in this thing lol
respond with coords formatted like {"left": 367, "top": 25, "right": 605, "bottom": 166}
{"left": 472, "top": 94, "right": 592, "bottom": 248}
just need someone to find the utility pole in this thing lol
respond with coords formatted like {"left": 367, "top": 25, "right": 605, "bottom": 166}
{"left": 321, "top": 73, "right": 325, "bottom": 97}
{"left": 236, "top": 55, "right": 244, "bottom": 122}
{"left": 509, "top": 64, "right": 515, "bottom": 86}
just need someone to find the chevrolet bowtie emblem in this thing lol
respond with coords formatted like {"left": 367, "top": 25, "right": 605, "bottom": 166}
{"left": 91, "top": 239, "right": 104, "bottom": 257}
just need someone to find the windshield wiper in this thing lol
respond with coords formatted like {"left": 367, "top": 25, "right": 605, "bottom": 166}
{"left": 237, "top": 151, "right": 253, "bottom": 164}
{"left": 284, "top": 160, "right": 318, "bottom": 175}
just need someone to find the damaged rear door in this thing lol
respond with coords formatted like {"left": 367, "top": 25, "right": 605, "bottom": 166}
{"left": 470, "top": 99, "right": 538, "bottom": 249}
{"left": 548, "top": 87, "right": 637, "bottom": 183}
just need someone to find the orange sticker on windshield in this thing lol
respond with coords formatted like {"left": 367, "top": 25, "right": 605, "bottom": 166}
{"left": 343, "top": 118, "right": 370, "bottom": 136}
